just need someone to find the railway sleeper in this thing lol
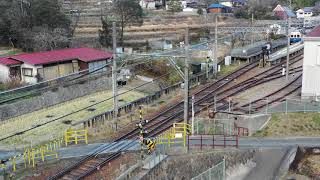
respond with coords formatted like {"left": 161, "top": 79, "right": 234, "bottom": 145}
{"left": 61, "top": 176, "right": 75, "bottom": 180}
{"left": 69, "top": 170, "right": 84, "bottom": 177}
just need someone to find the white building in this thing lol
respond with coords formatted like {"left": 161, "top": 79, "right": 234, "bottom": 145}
{"left": 140, "top": 0, "right": 156, "bottom": 9}
{"left": 302, "top": 25, "right": 320, "bottom": 98}
{"left": 0, "top": 57, "right": 22, "bottom": 83}
{"left": 296, "top": 7, "right": 313, "bottom": 19}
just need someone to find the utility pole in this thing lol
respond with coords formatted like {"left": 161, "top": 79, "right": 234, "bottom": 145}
{"left": 286, "top": 0, "right": 292, "bottom": 82}
{"left": 214, "top": 15, "right": 218, "bottom": 77}
{"left": 112, "top": 22, "right": 118, "bottom": 128}
{"left": 184, "top": 28, "right": 190, "bottom": 124}
{"left": 251, "top": 13, "right": 254, "bottom": 44}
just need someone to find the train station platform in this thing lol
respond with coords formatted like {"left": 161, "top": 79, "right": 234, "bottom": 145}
{"left": 267, "top": 42, "right": 304, "bottom": 65}
{"left": 230, "top": 39, "right": 287, "bottom": 61}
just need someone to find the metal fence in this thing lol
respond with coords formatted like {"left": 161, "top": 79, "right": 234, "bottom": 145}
{"left": 192, "top": 159, "right": 226, "bottom": 180}
{"left": 267, "top": 98, "right": 320, "bottom": 114}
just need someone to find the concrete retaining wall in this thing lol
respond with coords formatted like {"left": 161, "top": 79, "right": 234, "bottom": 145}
{"left": 141, "top": 150, "right": 255, "bottom": 180}
{"left": 0, "top": 75, "right": 112, "bottom": 121}
{"left": 216, "top": 113, "right": 271, "bottom": 135}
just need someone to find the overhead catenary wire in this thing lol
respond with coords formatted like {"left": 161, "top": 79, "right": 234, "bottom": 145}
{"left": 0, "top": 71, "right": 174, "bottom": 142}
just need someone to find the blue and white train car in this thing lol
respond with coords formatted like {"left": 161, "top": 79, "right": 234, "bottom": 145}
{"left": 290, "top": 31, "right": 302, "bottom": 44}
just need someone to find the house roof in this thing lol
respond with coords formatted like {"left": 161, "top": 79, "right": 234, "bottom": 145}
{"left": 220, "top": 0, "right": 246, "bottom": 3}
{"left": 9, "top": 48, "right": 113, "bottom": 66}
{"left": 273, "top": 5, "right": 296, "bottom": 17}
{"left": 303, "top": 7, "right": 314, "bottom": 12}
{"left": 0, "top": 57, "right": 22, "bottom": 66}
{"left": 208, "top": 3, "right": 230, "bottom": 9}
{"left": 307, "top": 25, "right": 320, "bottom": 37}
{"left": 282, "top": 6, "right": 296, "bottom": 17}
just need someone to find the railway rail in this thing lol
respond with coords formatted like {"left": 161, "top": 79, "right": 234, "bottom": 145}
{"left": 238, "top": 74, "right": 302, "bottom": 113}
{"left": 48, "top": 53, "right": 303, "bottom": 180}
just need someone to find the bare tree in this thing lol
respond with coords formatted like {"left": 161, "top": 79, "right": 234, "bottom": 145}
{"left": 113, "top": 0, "right": 143, "bottom": 45}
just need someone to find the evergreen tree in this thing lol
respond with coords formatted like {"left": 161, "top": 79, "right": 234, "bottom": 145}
{"left": 99, "top": 17, "right": 113, "bottom": 47}
{"left": 167, "top": 0, "right": 183, "bottom": 13}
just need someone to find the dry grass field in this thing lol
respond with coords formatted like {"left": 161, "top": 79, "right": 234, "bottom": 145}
{"left": 0, "top": 89, "right": 146, "bottom": 148}
{"left": 254, "top": 113, "right": 320, "bottom": 137}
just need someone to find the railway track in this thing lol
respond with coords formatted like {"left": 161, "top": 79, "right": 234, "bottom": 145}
{"left": 237, "top": 74, "right": 302, "bottom": 113}
{"left": 48, "top": 54, "right": 303, "bottom": 180}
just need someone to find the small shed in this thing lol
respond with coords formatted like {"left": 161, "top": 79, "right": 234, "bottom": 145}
{"left": 207, "top": 3, "right": 232, "bottom": 13}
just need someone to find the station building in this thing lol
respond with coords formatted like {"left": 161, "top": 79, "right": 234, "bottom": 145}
{"left": 302, "top": 25, "right": 320, "bottom": 98}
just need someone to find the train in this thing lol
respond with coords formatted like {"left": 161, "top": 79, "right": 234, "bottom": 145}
{"left": 290, "top": 31, "right": 302, "bottom": 44}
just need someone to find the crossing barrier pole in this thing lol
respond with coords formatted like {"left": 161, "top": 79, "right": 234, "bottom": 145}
{"left": 224, "top": 135, "right": 226, "bottom": 148}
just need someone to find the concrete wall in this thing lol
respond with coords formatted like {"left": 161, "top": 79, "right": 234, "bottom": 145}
{"left": 302, "top": 37, "right": 320, "bottom": 98}
{"left": 215, "top": 113, "right": 271, "bottom": 135}
{"left": 141, "top": 150, "right": 255, "bottom": 180}
{"left": 0, "top": 64, "right": 10, "bottom": 82}
{"left": 0, "top": 75, "right": 112, "bottom": 120}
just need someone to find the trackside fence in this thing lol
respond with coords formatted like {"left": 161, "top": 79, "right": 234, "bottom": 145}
{"left": 192, "top": 159, "right": 226, "bottom": 180}
{"left": 73, "top": 72, "right": 209, "bottom": 128}
{"left": 267, "top": 98, "right": 320, "bottom": 114}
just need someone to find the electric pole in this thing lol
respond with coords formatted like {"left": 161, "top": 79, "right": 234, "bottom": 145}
{"left": 214, "top": 15, "right": 218, "bottom": 77}
{"left": 184, "top": 28, "right": 190, "bottom": 124}
{"left": 285, "top": 0, "right": 292, "bottom": 82}
{"left": 112, "top": 22, "right": 118, "bottom": 127}
{"left": 251, "top": 13, "right": 254, "bottom": 44}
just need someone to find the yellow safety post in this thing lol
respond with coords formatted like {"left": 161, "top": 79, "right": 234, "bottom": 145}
{"left": 9, "top": 156, "right": 16, "bottom": 172}
{"left": 0, "top": 163, "right": 6, "bottom": 170}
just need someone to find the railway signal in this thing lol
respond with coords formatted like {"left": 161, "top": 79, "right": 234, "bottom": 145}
{"left": 136, "top": 106, "right": 156, "bottom": 157}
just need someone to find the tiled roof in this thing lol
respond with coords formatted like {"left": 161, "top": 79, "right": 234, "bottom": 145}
{"left": 0, "top": 57, "right": 22, "bottom": 66}
{"left": 208, "top": 3, "right": 229, "bottom": 9}
{"left": 303, "top": 7, "right": 314, "bottom": 12}
{"left": 282, "top": 6, "right": 296, "bottom": 17}
{"left": 10, "top": 48, "right": 112, "bottom": 65}
{"left": 307, "top": 25, "right": 320, "bottom": 37}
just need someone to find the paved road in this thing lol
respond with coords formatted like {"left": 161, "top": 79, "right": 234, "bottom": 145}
{"left": 243, "top": 147, "right": 291, "bottom": 180}
{"left": 1, "top": 136, "right": 319, "bottom": 176}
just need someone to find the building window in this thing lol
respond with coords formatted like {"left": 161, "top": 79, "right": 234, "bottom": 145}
{"left": 22, "top": 68, "right": 33, "bottom": 77}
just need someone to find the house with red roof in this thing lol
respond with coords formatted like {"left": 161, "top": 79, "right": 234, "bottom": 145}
{"left": 302, "top": 25, "right": 320, "bottom": 98}
{"left": 0, "top": 48, "right": 112, "bottom": 84}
